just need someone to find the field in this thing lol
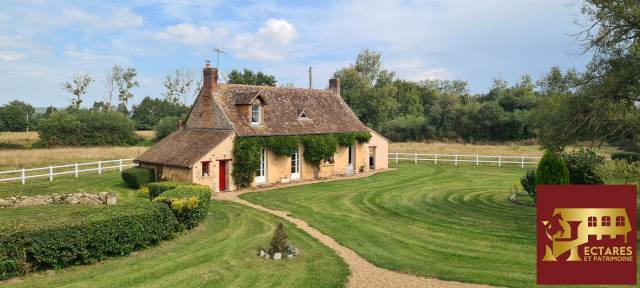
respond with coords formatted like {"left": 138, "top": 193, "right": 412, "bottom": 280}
{"left": 0, "top": 172, "right": 349, "bottom": 288}
{"left": 390, "top": 142, "right": 624, "bottom": 157}
{"left": 242, "top": 163, "right": 640, "bottom": 288}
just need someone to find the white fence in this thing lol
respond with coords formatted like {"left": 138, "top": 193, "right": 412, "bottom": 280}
{"left": 389, "top": 153, "right": 540, "bottom": 168}
{"left": 0, "top": 159, "right": 137, "bottom": 184}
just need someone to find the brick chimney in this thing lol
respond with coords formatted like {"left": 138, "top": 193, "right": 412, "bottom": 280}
{"left": 329, "top": 78, "right": 340, "bottom": 96}
{"left": 202, "top": 62, "right": 218, "bottom": 95}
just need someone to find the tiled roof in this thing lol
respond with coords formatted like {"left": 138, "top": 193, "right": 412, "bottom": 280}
{"left": 215, "top": 84, "right": 369, "bottom": 136}
{"left": 135, "top": 129, "right": 233, "bottom": 168}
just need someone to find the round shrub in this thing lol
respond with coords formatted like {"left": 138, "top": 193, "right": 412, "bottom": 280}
{"left": 561, "top": 148, "right": 605, "bottom": 184}
{"left": 536, "top": 151, "right": 570, "bottom": 185}
{"left": 0, "top": 202, "right": 177, "bottom": 280}
{"left": 154, "top": 184, "right": 212, "bottom": 230}
{"left": 121, "top": 167, "right": 155, "bottom": 189}
{"left": 611, "top": 152, "right": 640, "bottom": 163}
{"left": 146, "top": 181, "right": 184, "bottom": 199}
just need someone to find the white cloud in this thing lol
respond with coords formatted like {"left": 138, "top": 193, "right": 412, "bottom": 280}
{"left": 232, "top": 18, "right": 297, "bottom": 61}
{"left": 153, "top": 23, "right": 226, "bottom": 45}
{"left": 61, "top": 8, "right": 143, "bottom": 30}
{"left": 388, "top": 59, "right": 449, "bottom": 81}
{"left": 0, "top": 50, "right": 25, "bottom": 61}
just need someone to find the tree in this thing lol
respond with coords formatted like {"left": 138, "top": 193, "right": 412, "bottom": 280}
{"left": 163, "top": 69, "right": 196, "bottom": 105}
{"left": 62, "top": 73, "right": 93, "bottom": 109}
{"left": 131, "top": 97, "right": 188, "bottom": 130}
{"left": 536, "top": 151, "right": 570, "bottom": 185}
{"left": 0, "top": 101, "right": 35, "bottom": 132}
{"left": 153, "top": 116, "right": 179, "bottom": 141}
{"left": 104, "top": 65, "right": 120, "bottom": 112}
{"left": 115, "top": 66, "right": 139, "bottom": 114}
{"left": 227, "top": 69, "right": 277, "bottom": 86}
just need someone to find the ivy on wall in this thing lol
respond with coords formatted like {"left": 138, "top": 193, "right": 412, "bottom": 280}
{"left": 231, "top": 132, "right": 371, "bottom": 188}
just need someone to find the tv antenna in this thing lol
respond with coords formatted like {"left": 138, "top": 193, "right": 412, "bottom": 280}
{"left": 214, "top": 47, "right": 226, "bottom": 68}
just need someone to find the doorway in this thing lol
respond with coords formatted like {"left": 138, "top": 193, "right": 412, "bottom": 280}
{"left": 348, "top": 145, "right": 355, "bottom": 170}
{"left": 218, "top": 160, "right": 228, "bottom": 191}
{"left": 368, "top": 147, "right": 376, "bottom": 170}
{"left": 291, "top": 150, "right": 300, "bottom": 180}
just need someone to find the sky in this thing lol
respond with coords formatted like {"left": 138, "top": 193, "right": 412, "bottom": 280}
{"left": 0, "top": 0, "right": 593, "bottom": 108}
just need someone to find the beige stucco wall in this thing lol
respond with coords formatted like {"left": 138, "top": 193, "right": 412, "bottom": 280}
{"left": 139, "top": 163, "right": 192, "bottom": 183}
{"left": 368, "top": 131, "right": 389, "bottom": 170}
{"left": 191, "top": 133, "right": 235, "bottom": 192}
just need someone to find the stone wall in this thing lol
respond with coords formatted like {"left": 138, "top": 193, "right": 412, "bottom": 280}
{"left": 0, "top": 192, "right": 117, "bottom": 208}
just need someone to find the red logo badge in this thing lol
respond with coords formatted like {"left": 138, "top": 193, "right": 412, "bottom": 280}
{"left": 537, "top": 185, "right": 637, "bottom": 284}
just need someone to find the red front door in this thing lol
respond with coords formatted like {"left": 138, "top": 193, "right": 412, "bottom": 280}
{"left": 218, "top": 160, "right": 227, "bottom": 191}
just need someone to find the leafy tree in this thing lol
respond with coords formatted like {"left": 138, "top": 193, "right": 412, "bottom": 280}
{"left": 153, "top": 116, "right": 179, "bottom": 141}
{"left": 131, "top": 97, "right": 188, "bottom": 130}
{"left": 62, "top": 73, "right": 93, "bottom": 109}
{"left": 115, "top": 66, "right": 139, "bottom": 114}
{"left": 0, "top": 101, "right": 35, "bottom": 132}
{"left": 561, "top": 148, "right": 605, "bottom": 184}
{"left": 163, "top": 69, "right": 196, "bottom": 105}
{"left": 227, "top": 69, "right": 276, "bottom": 86}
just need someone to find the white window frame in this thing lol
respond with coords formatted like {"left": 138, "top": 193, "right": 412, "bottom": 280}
{"left": 256, "top": 148, "right": 267, "bottom": 183}
{"left": 291, "top": 150, "right": 300, "bottom": 180}
{"left": 251, "top": 103, "right": 261, "bottom": 124}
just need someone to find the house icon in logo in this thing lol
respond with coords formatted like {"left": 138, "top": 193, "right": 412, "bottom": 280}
{"left": 541, "top": 208, "right": 631, "bottom": 261}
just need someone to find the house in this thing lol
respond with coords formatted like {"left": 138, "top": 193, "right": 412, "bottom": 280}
{"left": 135, "top": 63, "right": 388, "bottom": 192}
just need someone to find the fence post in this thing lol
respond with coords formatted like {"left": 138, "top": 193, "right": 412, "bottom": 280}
{"left": 521, "top": 156, "right": 524, "bottom": 168}
{"left": 75, "top": 163, "right": 79, "bottom": 178}
{"left": 119, "top": 159, "right": 123, "bottom": 172}
{"left": 395, "top": 153, "right": 398, "bottom": 164}
{"left": 434, "top": 154, "right": 438, "bottom": 165}
{"left": 98, "top": 161, "right": 102, "bottom": 175}
{"left": 498, "top": 155, "right": 502, "bottom": 167}
{"left": 414, "top": 154, "right": 417, "bottom": 164}
{"left": 49, "top": 166, "right": 53, "bottom": 182}
{"left": 21, "top": 168, "right": 26, "bottom": 185}
{"left": 455, "top": 154, "right": 458, "bottom": 166}
{"left": 476, "top": 155, "right": 479, "bottom": 166}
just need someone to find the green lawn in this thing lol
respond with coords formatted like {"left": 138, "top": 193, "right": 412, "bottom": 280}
{"left": 241, "top": 163, "right": 640, "bottom": 288}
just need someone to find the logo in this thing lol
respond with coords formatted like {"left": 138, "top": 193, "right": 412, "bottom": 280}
{"left": 537, "top": 185, "right": 636, "bottom": 285}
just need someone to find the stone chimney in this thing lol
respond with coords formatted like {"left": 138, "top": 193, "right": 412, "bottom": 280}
{"left": 329, "top": 78, "right": 340, "bottom": 96}
{"left": 202, "top": 62, "right": 218, "bottom": 95}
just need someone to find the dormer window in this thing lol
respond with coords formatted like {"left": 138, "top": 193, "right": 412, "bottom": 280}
{"left": 298, "top": 109, "right": 309, "bottom": 120}
{"left": 251, "top": 103, "right": 262, "bottom": 124}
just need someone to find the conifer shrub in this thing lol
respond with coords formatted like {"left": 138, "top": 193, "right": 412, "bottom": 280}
{"left": 121, "top": 167, "right": 155, "bottom": 189}
{"left": 269, "top": 223, "right": 289, "bottom": 254}
{"left": 536, "top": 151, "right": 570, "bottom": 185}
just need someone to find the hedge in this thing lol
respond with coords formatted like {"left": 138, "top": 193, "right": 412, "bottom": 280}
{"left": 146, "top": 181, "right": 185, "bottom": 199}
{"left": 121, "top": 167, "right": 155, "bottom": 189}
{"left": 0, "top": 203, "right": 177, "bottom": 280}
{"left": 153, "top": 184, "right": 212, "bottom": 230}
{"left": 611, "top": 152, "right": 640, "bottom": 163}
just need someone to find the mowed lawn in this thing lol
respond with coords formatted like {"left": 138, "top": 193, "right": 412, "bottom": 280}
{"left": 0, "top": 173, "right": 349, "bottom": 288}
{"left": 241, "top": 163, "right": 640, "bottom": 288}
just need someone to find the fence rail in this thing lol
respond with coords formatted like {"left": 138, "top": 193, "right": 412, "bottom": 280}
{"left": 0, "top": 159, "right": 137, "bottom": 184}
{"left": 389, "top": 152, "right": 540, "bottom": 168}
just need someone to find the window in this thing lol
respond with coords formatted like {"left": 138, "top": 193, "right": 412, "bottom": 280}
{"left": 201, "top": 161, "right": 211, "bottom": 177}
{"left": 291, "top": 152, "right": 300, "bottom": 174}
{"left": 298, "top": 109, "right": 309, "bottom": 120}
{"left": 588, "top": 216, "right": 597, "bottom": 227}
{"left": 255, "top": 148, "right": 266, "bottom": 183}
{"left": 616, "top": 216, "right": 625, "bottom": 227}
{"left": 251, "top": 103, "right": 261, "bottom": 124}
{"left": 601, "top": 216, "right": 611, "bottom": 227}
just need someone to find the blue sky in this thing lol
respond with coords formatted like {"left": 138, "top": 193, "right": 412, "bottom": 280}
{"left": 0, "top": 0, "right": 592, "bottom": 108}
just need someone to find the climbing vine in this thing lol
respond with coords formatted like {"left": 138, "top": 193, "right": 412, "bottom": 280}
{"left": 231, "top": 132, "right": 371, "bottom": 188}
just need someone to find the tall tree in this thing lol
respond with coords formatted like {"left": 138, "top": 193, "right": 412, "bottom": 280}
{"left": 0, "top": 101, "right": 35, "bottom": 132}
{"left": 115, "top": 67, "right": 139, "bottom": 115}
{"left": 163, "top": 69, "right": 196, "bottom": 105}
{"left": 227, "top": 69, "right": 277, "bottom": 86}
{"left": 62, "top": 73, "right": 93, "bottom": 109}
{"left": 104, "top": 65, "right": 120, "bottom": 112}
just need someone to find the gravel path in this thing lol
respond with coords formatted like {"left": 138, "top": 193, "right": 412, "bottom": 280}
{"left": 215, "top": 178, "right": 494, "bottom": 288}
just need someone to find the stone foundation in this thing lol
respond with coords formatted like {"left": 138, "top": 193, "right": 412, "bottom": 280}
{"left": 0, "top": 192, "right": 117, "bottom": 208}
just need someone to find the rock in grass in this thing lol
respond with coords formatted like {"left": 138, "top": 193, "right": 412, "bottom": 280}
{"left": 259, "top": 250, "right": 266, "bottom": 257}
{"left": 273, "top": 253, "right": 282, "bottom": 260}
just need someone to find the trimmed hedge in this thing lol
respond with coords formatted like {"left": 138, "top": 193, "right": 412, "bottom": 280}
{"left": 611, "top": 152, "right": 640, "bottom": 163}
{"left": 536, "top": 151, "right": 570, "bottom": 185}
{"left": 146, "top": 181, "right": 184, "bottom": 199}
{"left": 153, "top": 184, "right": 212, "bottom": 230}
{"left": 0, "top": 203, "right": 177, "bottom": 280}
{"left": 121, "top": 167, "right": 155, "bottom": 189}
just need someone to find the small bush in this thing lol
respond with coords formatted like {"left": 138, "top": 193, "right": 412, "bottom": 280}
{"left": 520, "top": 170, "right": 536, "bottom": 200}
{"left": 595, "top": 160, "right": 640, "bottom": 184}
{"left": 146, "top": 181, "right": 184, "bottom": 199}
{"left": 611, "top": 152, "right": 640, "bottom": 163}
{"left": 0, "top": 203, "right": 177, "bottom": 280}
{"left": 561, "top": 148, "right": 605, "bottom": 184}
{"left": 154, "top": 184, "right": 212, "bottom": 230}
{"left": 536, "top": 151, "right": 570, "bottom": 185}
{"left": 269, "top": 223, "right": 289, "bottom": 254}
{"left": 121, "top": 167, "right": 155, "bottom": 189}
